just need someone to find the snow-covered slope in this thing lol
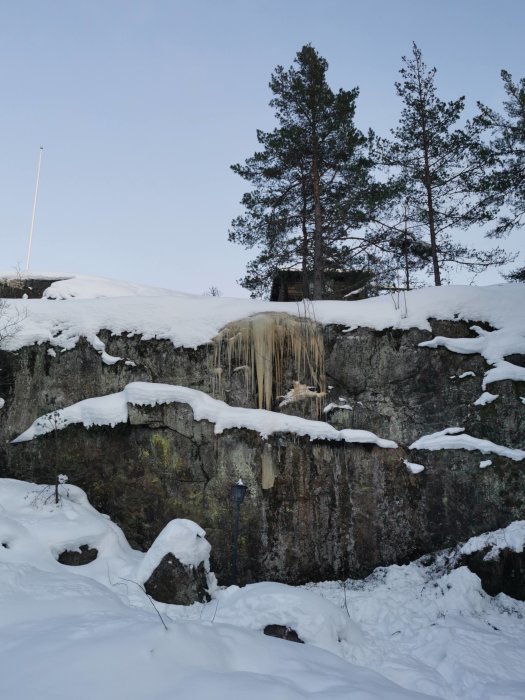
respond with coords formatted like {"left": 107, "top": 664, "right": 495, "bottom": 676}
{"left": 1, "top": 477, "right": 525, "bottom": 700}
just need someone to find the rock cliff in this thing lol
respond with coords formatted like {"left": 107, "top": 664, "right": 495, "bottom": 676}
{"left": 1, "top": 277, "right": 524, "bottom": 584}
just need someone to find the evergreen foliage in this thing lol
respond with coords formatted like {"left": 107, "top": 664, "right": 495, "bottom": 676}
{"left": 476, "top": 70, "right": 525, "bottom": 280}
{"left": 229, "top": 43, "right": 515, "bottom": 296}
{"left": 229, "top": 45, "right": 390, "bottom": 299}
{"left": 377, "top": 43, "right": 510, "bottom": 286}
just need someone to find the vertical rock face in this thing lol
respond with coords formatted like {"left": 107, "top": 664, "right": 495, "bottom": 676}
{"left": 1, "top": 318, "right": 524, "bottom": 585}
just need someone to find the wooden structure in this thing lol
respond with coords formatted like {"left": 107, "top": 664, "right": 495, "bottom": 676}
{"left": 270, "top": 270, "right": 371, "bottom": 301}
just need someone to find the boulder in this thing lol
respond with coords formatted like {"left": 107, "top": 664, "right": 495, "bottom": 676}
{"left": 459, "top": 547, "right": 525, "bottom": 601}
{"left": 144, "top": 552, "right": 210, "bottom": 605}
{"left": 57, "top": 544, "right": 98, "bottom": 566}
{"left": 263, "top": 624, "right": 304, "bottom": 643}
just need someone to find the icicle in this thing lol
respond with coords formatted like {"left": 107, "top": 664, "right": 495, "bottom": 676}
{"left": 211, "top": 313, "right": 325, "bottom": 412}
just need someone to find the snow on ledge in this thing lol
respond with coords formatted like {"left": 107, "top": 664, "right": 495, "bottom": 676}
{"left": 459, "top": 521, "right": 525, "bottom": 559}
{"left": 419, "top": 324, "right": 525, "bottom": 390}
{"left": 2, "top": 277, "right": 525, "bottom": 355}
{"left": 12, "top": 381, "right": 398, "bottom": 449}
{"left": 409, "top": 427, "right": 525, "bottom": 461}
{"left": 473, "top": 392, "right": 499, "bottom": 406}
{"left": 403, "top": 459, "right": 425, "bottom": 474}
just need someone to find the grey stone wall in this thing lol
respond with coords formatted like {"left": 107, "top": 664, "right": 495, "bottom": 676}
{"left": 1, "top": 319, "right": 524, "bottom": 584}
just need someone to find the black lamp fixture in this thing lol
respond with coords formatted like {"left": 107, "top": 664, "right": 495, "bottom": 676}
{"left": 231, "top": 478, "right": 248, "bottom": 505}
{"left": 230, "top": 478, "right": 248, "bottom": 586}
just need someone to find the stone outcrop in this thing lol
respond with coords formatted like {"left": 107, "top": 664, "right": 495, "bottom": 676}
{"left": 1, "top": 316, "right": 524, "bottom": 585}
{"left": 458, "top": 547, "right": 525, "bottom": 601}
{"left": 263, "top": 624, "right": 304, "bottom": 643}
{"left": 0, "top": 276, "right": 68, "bottom": 300}
{"left": 143, "top": 553, "right": 210, "bottom": 605}
{"left": 57, "top": 545, "right": 98, "bottom": 566}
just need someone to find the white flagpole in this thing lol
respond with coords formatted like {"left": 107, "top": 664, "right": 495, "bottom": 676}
{"left": 25, "top": 146, "right": 44, "bottom": 273}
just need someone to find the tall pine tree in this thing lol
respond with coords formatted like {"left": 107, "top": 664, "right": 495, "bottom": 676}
{"left": 476, "top": 71, "right": 525, "bottom": 279}
{"left": 229, "top": 45, "right": 386, "bottom": 299}
{"left": 378, "top": 43, "right": 509, "bottom": 285}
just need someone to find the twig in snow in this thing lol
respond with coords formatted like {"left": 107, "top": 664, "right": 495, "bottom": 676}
{"left": 118, "top": 576, "right": 169, "bottom": 631}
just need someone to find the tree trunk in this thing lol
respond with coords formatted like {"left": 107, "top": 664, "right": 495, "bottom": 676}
{"left": 403, "top": 213, "right": 411, "bottom": 291}
{"left": 311, "top": 142, "right": 324, "bottom": 300}
{"left": 423, "top": 155, "right": 441, "bottom": 286}
{"left": 416, "top": 63, "right": 441, "bottom": 287}
{"left": 301, "top": 177, "right": 310, "bottom": 299}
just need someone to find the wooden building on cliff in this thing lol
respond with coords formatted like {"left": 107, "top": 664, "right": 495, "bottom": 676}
{"left": 270, "top": 270, "right": 371, "bottom": 302}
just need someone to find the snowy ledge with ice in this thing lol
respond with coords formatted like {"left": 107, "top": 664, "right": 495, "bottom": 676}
{"left": 0, "top": 274, "right": 522, "bottom": 346}
{"left": 12, "top": 381, "right": 397, "bottom": 448}
{"left": 409, "top": 426, "right": 525, "bottom": 461}
{"left": 2, "top": 273, "right": 525, "bottom": 392}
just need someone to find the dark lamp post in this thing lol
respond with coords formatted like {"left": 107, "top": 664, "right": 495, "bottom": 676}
{"left": 230, "top": 479, "right": 248, "bottom": 586}
{"left": 231, "top": 479, "right": 248, "bottom": 505}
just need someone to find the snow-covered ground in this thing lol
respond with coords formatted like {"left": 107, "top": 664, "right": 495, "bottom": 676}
{"left": 2, "top": 275, "right": 525, "bottom": 385}
{"left": 1, "top": 478, "right": 524, "bottom": 700}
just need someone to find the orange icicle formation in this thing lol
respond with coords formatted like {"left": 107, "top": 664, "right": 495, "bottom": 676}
{"left": 213, "top": 312, "right": 325, "bottom": 411}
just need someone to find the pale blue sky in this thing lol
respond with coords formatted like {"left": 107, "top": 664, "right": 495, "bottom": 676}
{"left": 1, "top": 0, "right": 523, "bottom": 295}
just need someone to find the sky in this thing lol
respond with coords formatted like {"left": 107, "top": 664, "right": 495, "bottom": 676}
{"left": 0, "top": 0, "right": 523, "bottom": 296}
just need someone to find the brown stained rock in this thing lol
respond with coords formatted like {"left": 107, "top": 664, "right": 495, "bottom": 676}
{"left": 144, "top": 553, "right": 211, "bottom": 605}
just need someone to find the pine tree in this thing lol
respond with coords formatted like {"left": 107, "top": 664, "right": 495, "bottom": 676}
{"left": 230, "top": 124, "right": 313, "bottom": 297}
{"left": 229, "top": 45, "right": 387, "bottom": 299}
{"left": 476, "top": 70, "right": 525, "bottom": 279}
{"left": 378, "top": 43, "right": 509, "bottom": 286}
{"left": 371, "top": 201, "right": 432, "bottom": 290}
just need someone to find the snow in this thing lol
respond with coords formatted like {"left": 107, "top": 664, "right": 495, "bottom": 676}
{"left": 2, "top": 476, "right": 525, "bottom": 700}
{"left": 12, "top": 381, "right": 398, "bottom": 448}
{"left": 409, "top": 427, "right": 525, "bottom": 461}
{"left": 403, "top": 459, "right": 425, "bottom": 474}
{"left": 479, "top": 459, "right": 493, "bottom": 469}
{"left": 324, "top": 401, "right": 352, "bottom": 413}
{"left": 307, "top": 564, "right": 525, "bottom": 700}
{"left": 420, "top": 323, "right": 525, "bottom": 390}
{"left": 473, "top": 391, "right": 499, "bottom": 406}
{"left": 136, "top": 519, "right": 212, "bottom": 586}
{"left": 36, "top": 272, "right": 191, "bottom": 300}
{"left": 458, "top": 520, "right": 525, "bottom": 559}
{"left": 482, "top": 359, "right": 525, "bottom": 388}
{"left": 0, "top": 397, "right": 4, "bottom": 409}
{"left": 0, "top": 274, "right": 523, "bottom": 356}
{"left": 457, "top": 371, "right": 476, "bottom": 379}
{"left": 211, "top": 581, "right": 364, "bottom": 655}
